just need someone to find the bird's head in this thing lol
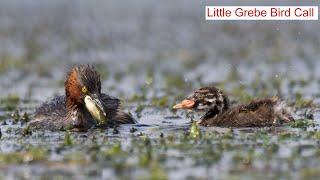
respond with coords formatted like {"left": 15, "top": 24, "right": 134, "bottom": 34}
{"left": 173, "top": 87, "right": 229, "bottom": 113}
{"left": 272, "top": 97, "right": 295, "bottom": 124}
{"left": 65, "top": 65, "right": 107, "bottom": 124}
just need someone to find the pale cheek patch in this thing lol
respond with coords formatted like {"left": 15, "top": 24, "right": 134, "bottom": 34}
{"left": 204, "top": 98, "right": 216, "bottom": 103}
{"left": 72, "top": 110, "right": 78, "bottom": 122}
{"left": 274, "top": 101, "right": 291, "bottom": 114}
{"left": 273, "top": 100, "right": 294, "bottom": 123}
{"left": 197, "top": 104, "right": 209, "bottom": 110}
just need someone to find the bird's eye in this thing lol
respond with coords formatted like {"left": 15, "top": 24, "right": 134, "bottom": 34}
{"left": 82, "top": 86, "right": 88, "bottom": 94}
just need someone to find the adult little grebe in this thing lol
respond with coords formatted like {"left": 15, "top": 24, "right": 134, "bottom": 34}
{"left": 29, "top": 65, "right": 135, "bottom": 131}
{"left": 173, "top": 87, "right": 294, "bottom": 127}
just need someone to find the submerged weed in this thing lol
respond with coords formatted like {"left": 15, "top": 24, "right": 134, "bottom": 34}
{"left": 311, "top": 131, "right": 320, "bottom": 140}
{"left": 1, "top": 94, "right": 20, "bottom": 111}
{"left": 152, "top": 96, "right": 169, "bottom": 107}
{"left": 0, "top": 148, "right": 47, "bottom": 164}
{"left": 135, "top": 104, "right": 146, "bottom": 118}
{"left": 22, "top": 112, "right": 30, "bottom": 122}
{"left": 295, "top": 92, "right": 316, "bottom": 108}
{"left": 22, "top": 125, "right": 32, "bottom": 136}
{"left": 11, "top": 110, "right": 20, "bottom": 124}
{"left": 104, "top": 142, "right": 122, "bottom": 157}
{"left": 150, "top": 164, "right": 168, "bottom": 180}
{"left": 290, "top": 119, "right": 314, "bottom": 128}
{"left": 64, "top": 131, "right": 73, "bottom": 146}
{"left": 189, "top": 121, "right": 201, "bottom": 138}
{"left": 164, "top": 73, "right": 188, "bottom": 90}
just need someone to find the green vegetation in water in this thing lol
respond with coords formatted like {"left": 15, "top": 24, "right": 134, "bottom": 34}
{"left": 22, "top": 112, "right": 30, "bottom": 122}
{"left": 289, "top": 119, "right": 314, "bottom": 128}
{"left": 149, "top": 164, "right": 168, "bottom": 180}
{"left": 10, "top": 110, "right": 30, "bottom": 124}
{"left": 300, "top": 167, "right": 320, "bottom": 179}
{"left": 0, "top": 5, "right": 319, "bottom": 179}
{"left": 230, "top": 84, "right": 253, "bottom": 103}
{"left": 295, "top": 92, "right": 316, "bottom": 108}
{"left": 11, "top": 110, "right": 20, "bottom": 124}
{"left": 0, "top": 54, "right": 25, "bottom": 74}
{"left": 114, "top": 71, "right": 124, "bottom": 82}
{"left": 129, "top": 94, "right": 147, "bottom": 102}
{"left": 311, "top": 131, "right": 320, "bottom": 140}
{"left": 189, "top": 121, "right": 201, "bottom": 138}
{"left": 151, "top": 96, "right": 169, "bottom": 107}
{"left": 128, "top": 85, "right": 148, "bottom": 103}
{"left": 0, "top": 147, "right": 47, "bottom": 164}
{"left": 135, "top": 104, "right": 147, "bottom": 118}
{"left": 1, "top": 122, "right": 320, "bottom": 179}
{"left": 64, "top": 131, "right": 73, "bottom": 146}
{"left": 104, "top": 142, "right": 122, "bottom": 157}
{"left": 180, "top": 51, "right": 207, "bottom": 70}
{"left": 94, "top": 63, "right": 110, "bottom": 80}
{"left": 22, "top": 125, "right": 32, "bottom": 136}
{"left": 164, "top": 73, "right": 188, "bottom": 90}
{"left": 0, "top": 94, "right": 20, "bottom": 111}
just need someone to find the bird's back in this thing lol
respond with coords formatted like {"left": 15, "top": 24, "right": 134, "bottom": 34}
{"left": 30, "top": 95, "right": 69, "bottom": 130}
{"left": 198, "top": 98, "right": 278, "bottom": 127}
{"left": 34, "top": 95, "right": 67, "bottom": 117}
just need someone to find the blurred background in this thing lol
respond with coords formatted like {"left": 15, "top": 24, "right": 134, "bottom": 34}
{"left": 0, "top": 1, "right": 320, "bottom": 179}
{"left": 0, "top": 0, "right": 319, "bottom": 104}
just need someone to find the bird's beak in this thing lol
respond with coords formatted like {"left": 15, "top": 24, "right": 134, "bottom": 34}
{"left": 84, "top": 94, "right": 107, "bottom": 125}
{"left": 173, "top": 99, "right": 195, "bottom": 109}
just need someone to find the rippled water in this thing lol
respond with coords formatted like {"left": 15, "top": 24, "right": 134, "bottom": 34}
{"left": 0, "top": 0, "right": 320, "bottom": 179}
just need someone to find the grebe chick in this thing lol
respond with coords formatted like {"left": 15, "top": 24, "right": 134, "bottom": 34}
{"left": 173, "top": 87, "right": 294, "bottom": 127}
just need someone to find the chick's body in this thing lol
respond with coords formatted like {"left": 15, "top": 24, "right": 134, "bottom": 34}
{"left": 198, "top": 98, "right": 293, "bottom": 127}
{"left": 174, "top": 87, "right": 294, "bottom": 127}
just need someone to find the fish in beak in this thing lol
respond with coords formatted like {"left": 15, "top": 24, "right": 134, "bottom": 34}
{"left": 84, "top": 94, "right": 107, "bottom": 125}
{"left": 173, "top": 99, "right": 195, "bottom": 109}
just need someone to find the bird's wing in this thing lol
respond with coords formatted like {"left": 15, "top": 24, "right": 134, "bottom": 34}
{"left": 100, "top": 93, "right": 121, "bottom": 111}
{"left": 199, "top": 100, "right": 275, "bottom": 127}
{"left": 34, "top": 95, "right": 67, "bottom": 117}
{"left": 100, "top": 93, "right": 136, "bottom": 124}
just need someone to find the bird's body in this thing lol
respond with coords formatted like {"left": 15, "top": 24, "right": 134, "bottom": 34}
{"left": 173, "top": 87, "right": 294, "bottom": 127}
{"left": 29, "top": 65, "right": 135, "bottom": 131}
{"left": 198, "top": 97, "right": 293, "bottom": 127}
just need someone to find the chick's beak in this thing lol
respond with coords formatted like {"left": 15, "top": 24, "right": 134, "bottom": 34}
{"left": 84, "top": 94, "right": 107, "bottom": 118}
{"left": 173, "top": 99, "right": 195, "bottom": 109}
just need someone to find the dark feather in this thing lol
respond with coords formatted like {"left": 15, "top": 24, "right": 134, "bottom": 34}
{"left": 189, "top": 86, "right": 229, "bottom": 113}
{"left": 101, "top": 93, "right": 136, "bottom": 124}
{"left": 198, "top": 98, "right": 288, "bottom": 127}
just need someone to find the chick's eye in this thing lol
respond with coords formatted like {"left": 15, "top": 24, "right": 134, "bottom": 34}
{"left": 81, "top": 86, "right": 88, "bottom": 93}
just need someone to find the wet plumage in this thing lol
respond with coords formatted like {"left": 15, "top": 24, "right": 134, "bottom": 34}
{"left": 173, "top": 87, "right": 229, "bottom": 119}
{"left": 29, "top": 65, "right": 135, "bottom": 131}
{"left": 173, "top": 87, "right": 294, "bottom": 127}
{"left": 198, "top": 97, "right": 294, "bottom": 127}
